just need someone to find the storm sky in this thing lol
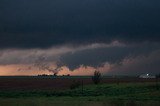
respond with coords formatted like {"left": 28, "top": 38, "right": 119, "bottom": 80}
{"left": 0, "top": 0, "right": 160, "bottom": 75}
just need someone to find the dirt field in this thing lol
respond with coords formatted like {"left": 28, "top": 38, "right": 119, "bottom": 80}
{"left": 0, "top": 76, "right": 158, "bottom": 91}
{"left": 0, "top": 76, "right": 159, "bottom": 106}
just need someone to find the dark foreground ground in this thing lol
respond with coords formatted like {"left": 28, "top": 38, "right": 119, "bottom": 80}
{"left": 0, "top": 76, "right": 160, "bottom": 106}
{"left": 0, "top": 76, "right": 158, "bottom": 90}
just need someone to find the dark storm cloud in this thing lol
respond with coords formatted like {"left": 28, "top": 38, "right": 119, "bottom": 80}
{"left": 0, "top": 42, "right": 160, "bottom": 75}
{"left": 0, "top": 0, "right": 160, "bottom": 48}
{"left": 59, "top": 42, "right": 160, "bottom": 70}
{"left": 107, "top": 50, "right": 160, "bottom": 75}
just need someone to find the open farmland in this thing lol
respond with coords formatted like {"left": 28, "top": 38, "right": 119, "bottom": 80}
{"left": 0, "top": 76, "right": 160, "bottom": 106}
{"left": 0, "top": 76, "right": 158, "bottom": 91}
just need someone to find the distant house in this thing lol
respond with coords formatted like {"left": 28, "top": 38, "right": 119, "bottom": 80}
{"left": 139, "top": 73, "right": 156, "bottom": 78}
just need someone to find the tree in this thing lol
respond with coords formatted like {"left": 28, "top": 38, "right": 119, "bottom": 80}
{"left": 92, "top": 70, "right": 101, "bottom": 84}
{"left": 156, "top": 73, "right": 160, "bottom": 90}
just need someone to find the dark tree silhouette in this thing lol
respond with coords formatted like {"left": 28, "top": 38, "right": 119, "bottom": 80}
{"left": 92, "top": 70, "right": 101, "bottom": 84}
{"left": 156, "top": 73, "right": 160, "bottom": 90}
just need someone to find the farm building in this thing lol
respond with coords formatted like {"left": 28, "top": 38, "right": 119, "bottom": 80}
{"left": 139, "top": 74, "right": 156, "bottom": 78}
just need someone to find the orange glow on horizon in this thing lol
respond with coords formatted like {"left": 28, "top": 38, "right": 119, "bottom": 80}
{"left": 0, "top": 65, "right": 52, "bottom": 76}
{"left": 0, "top": 63, "right": 111, "bottom": 76}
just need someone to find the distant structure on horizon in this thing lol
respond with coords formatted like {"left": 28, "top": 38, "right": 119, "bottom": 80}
{"left": 139, "top": 73, "right": 156, "bottom": 78}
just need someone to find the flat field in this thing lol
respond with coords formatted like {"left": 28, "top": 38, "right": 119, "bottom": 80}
{"left": 0, "top": 76, "right": 159, "bottom": 106}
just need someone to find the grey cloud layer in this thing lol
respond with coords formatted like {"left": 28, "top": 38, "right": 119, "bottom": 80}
{"left": 0, "top": 42, "right": 122, "bottom": 65}
{"left": 108, "top": 50, "right": 160, "bottom": 75}
{"left": 0, "top": 42, "right": 160, "bottom": 75}
{"left": 60, "top": 42, "right": 160, "bottom": 70}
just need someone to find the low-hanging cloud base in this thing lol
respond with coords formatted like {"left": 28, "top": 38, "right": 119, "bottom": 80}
{"left": 0, "top": 41, "right": 160, "bottom": 76}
